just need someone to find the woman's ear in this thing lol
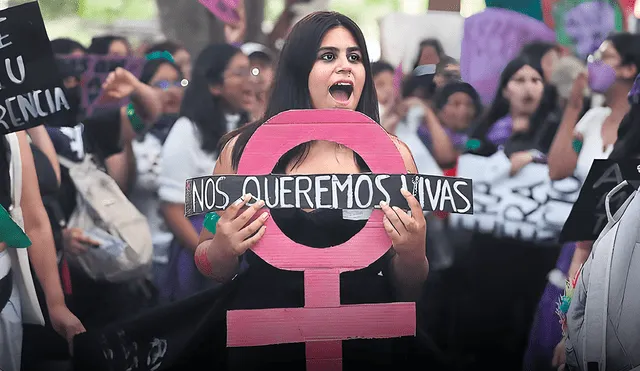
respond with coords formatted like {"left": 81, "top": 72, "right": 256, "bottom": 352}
{"left": 620, "top": 64, "right": 638, "bottom": 80}
{"left": 209, "top": 84, "right": 222, "bottom": 97}
{"left": 502, "top": 86, "right": 510, "bottom": 101}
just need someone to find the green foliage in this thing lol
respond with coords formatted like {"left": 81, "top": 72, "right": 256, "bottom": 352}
{"left": 33, "top": 0, "right": 157, "bottom": 22}
{"left": 77, "top": 0, "right": 157, "bottom": 22}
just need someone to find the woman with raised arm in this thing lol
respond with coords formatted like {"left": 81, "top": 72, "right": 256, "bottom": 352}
{"left": 195, "top": 11, "right": 429, "bottom": 369}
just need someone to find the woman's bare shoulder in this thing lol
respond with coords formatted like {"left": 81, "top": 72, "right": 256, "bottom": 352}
{"left": 387, "top": 134, "right": 418, "bottom": 173}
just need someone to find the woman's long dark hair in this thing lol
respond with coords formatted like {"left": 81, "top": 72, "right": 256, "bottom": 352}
{"left": 180, "top": 43, "right": 248, "bottom": 154}
{"left": 51, "top": 38, "right": 86, "bottom": 55}
{"left": 610, "top": 101, "right": 640, "bottom": 159}
{"left": 88, "top": 35, "right": 131, "bottom": 55}
{"left": 220, "top": 11, "right": 379, "bottom": 171}
{"left": 468, "top": 57, "right": 559, "bottom": 154}
{"left": 518, "top": 41, "right": 557, "bottom": 80}
{"left": 139, "top": 58, "right": 182, "bottom": 85}
{"left": 470, "top": 57, "right": 543, "bottom": 140}
{"left": 412, "top": 38, "right": 446, "bottom": 69}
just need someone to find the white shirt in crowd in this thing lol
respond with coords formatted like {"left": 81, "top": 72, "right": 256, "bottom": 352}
{"left": 130, "top": 134, "right": 174, "bottom": 264}
{"left": 395, "top": 105, "right": 443, "bottom": 176}
{"left": 574, "top": 106, "right": 614, "bottom": 181}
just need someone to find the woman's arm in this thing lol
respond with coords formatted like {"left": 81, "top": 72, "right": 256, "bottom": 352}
{"left": 102, "top": 67, "right": 163, "bottom": 135}
{"left": 416, "top": 99, "right": 458, "bottom": 168}
{"left": 26, "top": 125, "right": 61, "bottom": 185}
{"left": 547, "top": 73, "right": 587, "bottom": 180}
{"left": 195, "top": 136, "right": 243, "bottom": 282}
{"left": 16, "top": 131, "right": 65, "bottom": 308}
{"left": 158, "top": 119, "right": 202, "bottom": 253}
{"left": 15, "top": 131, "right": 85, "bottom": 344}
{"left": 567, "top": 240, "right": 593, "bottom": 281}
{"left": 104, "top": 141, "right": 136, "bottom": 194}
{"left": 387, "top": 137, "right": 429, "bottom": 301}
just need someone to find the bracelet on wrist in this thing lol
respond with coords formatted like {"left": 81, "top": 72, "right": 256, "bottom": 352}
{"left": 126, "top": 103, "right": 145, "bottom": 134}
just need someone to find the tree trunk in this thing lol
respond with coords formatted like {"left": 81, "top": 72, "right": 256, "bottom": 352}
{"left": 245, "top": 0, "right": 266, "bottom": 44}
{"left": 428, "top": 0, "right": 460, "bottom": 12}
{"left": 155, "top": 0, "right": 224, "bottom": 59}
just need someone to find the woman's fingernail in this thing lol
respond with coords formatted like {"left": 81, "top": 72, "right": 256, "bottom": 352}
{"left": 258, "top": 200, "right": 265, "bottom": 207}
{"left": 233, "top": 197, "right": 244, "bottom": 205}
{"left": 261, "top": 212, "right": 269, "bottom": 220}
{"left": 245, "top": 193, "right": 253, "bottom": 201}
{"left": 379, "top": 201, "right": 387, "bottom": 207}
{"left": 400, "top": 188, "right": 410, "bottom": 196}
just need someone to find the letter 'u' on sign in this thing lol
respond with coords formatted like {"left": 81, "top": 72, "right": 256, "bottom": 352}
{"left": 226, "top": 109, "right": 417, "bottom": 371}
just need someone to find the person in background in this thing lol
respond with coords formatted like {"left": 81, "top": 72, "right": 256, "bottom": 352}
{"left": 438, "top": 57, "right": 562, "bottom": 371}
{"left": 51, "top": 38, "right": 86, "bottom": 57}
{"left": 147, "top": 40, "right": 192, "bottom": 81}
{"left": 547, "top": 32, "right": 640, "bottom": 369}
{"left": 433, "top": 56, "right": 461, "bottom": 88}
{"left": 468, "top": 57, "right": 559, "bottom": 168}
{"left": 371, "top": 61, "right": 395, "bottom": 119}
{"left": 158, "top": 43, "right": 254, "bottom": 301}
{"left": 382, "top": 66, "right": 447, "bottom": 174}
{"left": 1, "top": 131, "right": 85, "bottom": 371}
{"left": 523, "top": 56, "right": 589, "bottom": 371}
{"left": 549, "top": 55, "right": 590, "bottom": 110}
{"left": 241, "top": 42, "right": 275, "bottom": 121}
{"left": 88, "top": 35, "right": 132, "bottom": 56}
{"left": 519, "top": 41, "right": 562, "bottom": 83}
{"left": 46, "top": 41, "right": 163, "bottom": 330}
{"left": 413, "top": 38, "right": 446, "bottom": 68}
{"left": 418, "top": 81, "right": 482, "bottom": 161}
{"left": 129, "top": 54, "right": 185, "bottom": 302}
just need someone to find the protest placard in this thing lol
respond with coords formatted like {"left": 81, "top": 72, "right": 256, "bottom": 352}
{"left": 449, "top": 151, "right": 581, "bottom": 244}
{"left": 559, "top": 159, "right": 640, "bottom": 243}
{"left": 56, "top": 55, "right": 144, "bottom": 119}
{"left": 543, "top": 0, "right": 624, "bottom": 59}
{"left": 185, "top": 173, "right": 473, "bottom": 217}
{"left": 198, "top": 0, "right": 240, "bottom": 24}
{"left": 460, "top": 8, "right": 556, "bottom": 105}
{"left": 0, "top": 2, "right": 73, "bottom": 134}
{"left": 379, "top": 11, "right": 464, "bottom": 74}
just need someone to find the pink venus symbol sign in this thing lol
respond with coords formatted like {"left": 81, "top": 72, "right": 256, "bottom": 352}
{"left": 226, "top": 109, "right": 417, "bottom": 371}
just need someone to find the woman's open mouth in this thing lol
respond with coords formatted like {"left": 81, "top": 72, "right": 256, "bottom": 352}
{"left": 329, "top": 82, "right": 354, "bottom": 104}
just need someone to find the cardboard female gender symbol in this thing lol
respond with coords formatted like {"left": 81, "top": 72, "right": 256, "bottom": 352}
{"left": 226, "top": 109, "right": 417, "bottom": 371}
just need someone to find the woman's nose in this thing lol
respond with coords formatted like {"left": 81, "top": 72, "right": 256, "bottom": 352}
{"left": 336, "top": 55, "right": 353, "bottom": 74}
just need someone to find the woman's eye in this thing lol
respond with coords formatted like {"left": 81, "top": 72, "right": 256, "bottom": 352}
{"left": 348, "top": 53, "right": 361, "bottom": 62}
{"left": 321, "top": 53, "right": 335, "bottom": 61}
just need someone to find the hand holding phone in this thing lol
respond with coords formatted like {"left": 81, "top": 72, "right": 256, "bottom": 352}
{"left": 63, "top": 228, "right": 100, "bottom": 256}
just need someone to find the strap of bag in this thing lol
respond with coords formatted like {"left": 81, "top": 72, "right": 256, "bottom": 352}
{"left": 605, "top": 180, "right": 629, "bottom": 224}
{"left": 56, "top": 154, "right": 84, "bottom": 170}
{"left": 0, "top": 269, "right": 12, "bottom": 312}
{"left": 583, "top": 181, "right": 637, "bottom": 371}
{"left": 7, "top": 133, "right": 22, "bottom": 211}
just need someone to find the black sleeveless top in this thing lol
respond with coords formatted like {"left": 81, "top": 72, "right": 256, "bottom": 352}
{"left": 225, "top": 204, "right": 403, "bottom": 370}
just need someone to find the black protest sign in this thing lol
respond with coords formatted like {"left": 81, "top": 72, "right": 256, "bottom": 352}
{"left": 0, "top": 2, "right": 71, "bottom": 135}
{"left": 56, "top": 55, "right": 145, "bottom": 120}
{"left": 185, "top": 173, "right": 474, "bottom": 217}
{"left": 559, "top": 160, "right": 640, "bottom": 243}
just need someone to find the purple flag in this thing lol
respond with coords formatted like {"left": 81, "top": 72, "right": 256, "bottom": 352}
{"left": 199, "top": 0, "right": 240, "bottom": 24}
{"left": 460, "top": 8, "right": 556, "bottom": 105}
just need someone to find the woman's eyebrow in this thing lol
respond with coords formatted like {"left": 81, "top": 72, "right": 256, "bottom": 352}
{"left": 317, "top": 46, "right": 361, "bottom": 53}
